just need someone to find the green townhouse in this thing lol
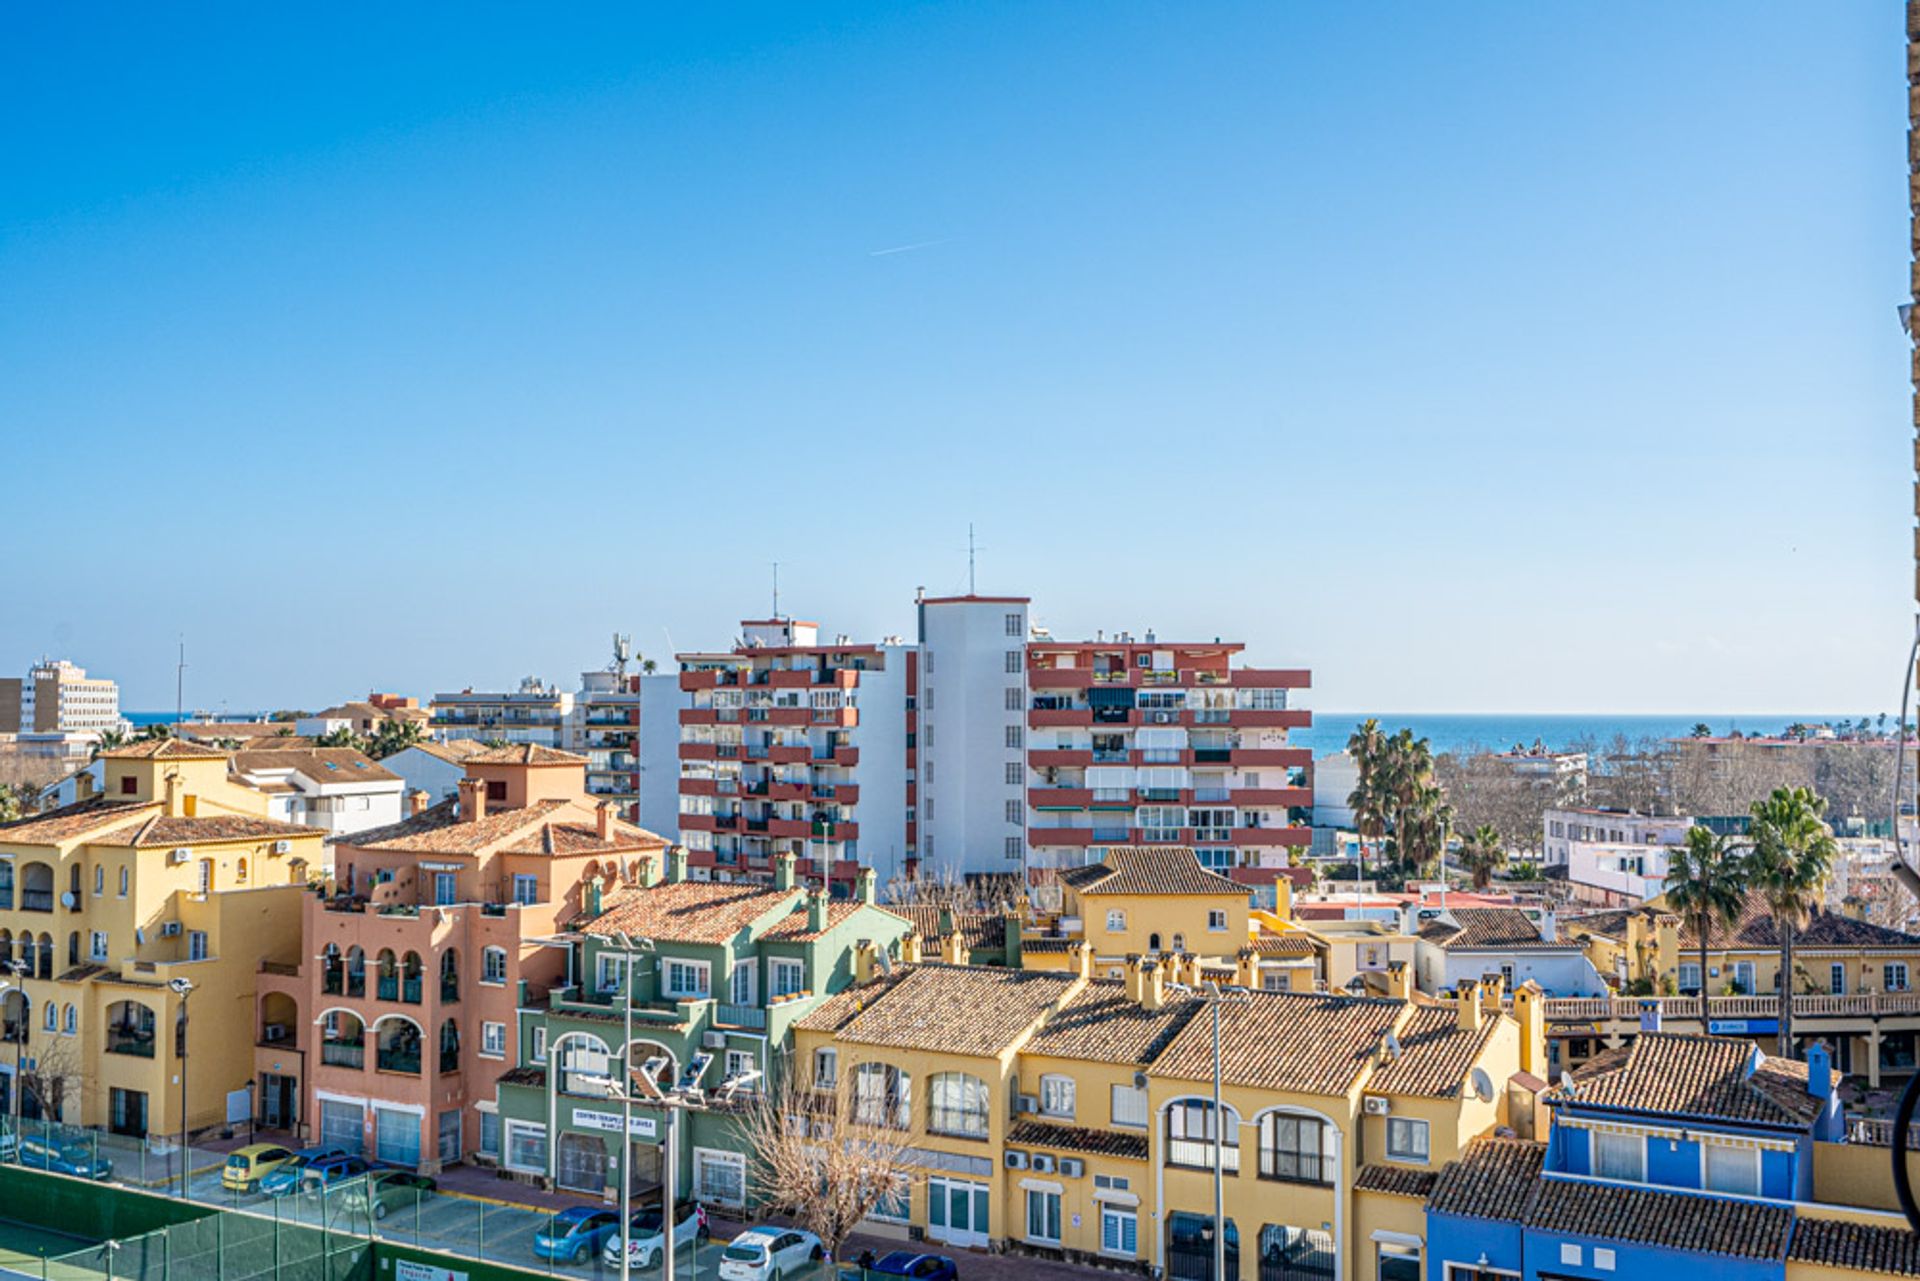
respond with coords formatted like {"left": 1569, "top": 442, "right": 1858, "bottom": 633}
{"left": 492, "top": 850, "right": 912, "bottom": 1209}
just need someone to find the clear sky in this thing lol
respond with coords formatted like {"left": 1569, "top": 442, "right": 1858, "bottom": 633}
{"left": 1, "top": 4, "right": 1909, "bottom": 714}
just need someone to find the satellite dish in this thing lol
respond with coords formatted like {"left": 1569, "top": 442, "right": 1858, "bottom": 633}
{"left": 1558, "top": 1071, "right": 1576, "bottom": 1095}
{"left": 1470, "top": 1067, "right": 1494, "bottom": 1102}
{"left": 59, "top": 892, "right": 76, "bottom": 910}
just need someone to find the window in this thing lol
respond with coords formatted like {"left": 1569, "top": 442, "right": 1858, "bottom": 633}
{"left": 1005, "top": 725, "right": 1023, "bottom": 749}
{"left": 1005, "top": 761, "right": 1023, "bottom": 785}
{"left": 1005, "top": 613, "right": 1022, "bottom": 637}
{"left": 1025, "top": 1187, "right": 1061, "bottom": 1244}
{"left": 927, "top": 1072, "right": 989, "bottom": 1138}
{"left": 89, "top": 931, "right": 108, "bottom": 962}
{"left": 121, "top": 777, "right": 138, "bottom": 796}
{"left": 41, "top": 1004, "right": 54, "bottom": 1033}
{"left": 1005, "top": 650, "right": 1023, "bottom": 673}
{"left": 1678, "top": 962, "right": 1703, "bottom": 993}
{"left": 1559, "top": 1244, "right": 1582, "bottom": 1267}
{"left": 596, "top": 952, "right": 628, "bottom": 995}
{"left": 1594, "top": 1130, "right": 1644, "bottom": 1181}
{"left": 813, "top": 1047, "right": 837, "bottom": 1089}
{"left": 504, "top": 1121, "right": 547, "bottom": 1174}
{"left": 118, "top": 867, "right": 128, "bottom": 897}
{"left": 924, "top": 687, "right": 934, "bottom": 710}
{"left": 1888, "top": 963, "right": 1911, "bottom": 993}
{"left": 480, "top": 1022, "right": 506, "bottom": 1058}
{"left": 771, "top": 958, "right": 806, "bottom": 998}
{"left": 1260, "top": 1112, "right": 1331, "bottom": 1184}
{"left": 197, "top": 859, "right": 212, "bottom": 894}
{"left": 433, "top": 872, "right": 456, "bottom": 906}
{"left": 1040, "top": 1074, "right": 1076, "bottom": 1119}
{"left": 1703, "top": 1142, "right": 1759, "bottom": 1195}
{"left": 1100, "top": 1206, "right": 1138, "bottom": 1257}
{"left": 853, "top": 1063, "right": 911, "bottom": 1128}
{"left": 1207, "top": 910, "right": 1228, "bottom": 932}
{"left": 1005, "top": 836, "right": 1023, "bottom": 861}
{"left": 485, "top": 780, "right": 507, "bottom": 803}
{"left": 1005, "top": 800, "right": 1023, "bottom": 824}
{"left": 1732, "top": 961, "right": 1756, "bottom": 994}
{"left": 724, "top": 1049, "right": 757, "bottom": 1086}
{"left": 530, "top": 1027, "right": 547, "bottom": 1063}
{"left": 1106, "top": 909, "right": 1127, "bottom": 931}
{"left": 664, "top": 959, "right": 711, "bottom": 999}
{"left": 730, "top": 961, "right": 756, "bottom": 1007}
{"left": 1005, "top": 686, "right": 1022, "bottom": 711}
{"left": 1112, "top": 1082, "right": 1149, "bottom": 1129}
{"left": 512, "top": 874, "right": 539, "bottom": 905}
{"left": 1831, "top": 963, "right": 1847, "bottom": 995}
{"left": 693, "top": 1147, "right": 747, "bottom": 1209}
{"left": 1386, "top": 1117, "right": 1429, "bottom": 1163}
{"left": 1171, "top": 933, "right": 1185, "bottom": 952}
{"left": 92, "top": 866, "right": 103, "bottom": 896}
{"left": 1594, "top": 1249, "right": 1616, "bottom": 1271}
{"left": 188, "top": 931, "right": 207, "bottom": 962}
{"left": 1377, "top": 1241, "right": 1422, "bottom": 1281}
{"left": 481, "top": 947, "right": 508, "bottom": 985}
{"left": 61, "top": 1004, "right": 75, "bottom": 1035}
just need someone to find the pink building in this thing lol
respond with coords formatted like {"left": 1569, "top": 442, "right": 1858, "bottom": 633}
{"left": 253, "top": 745, "right": 669, "bottom": 1169}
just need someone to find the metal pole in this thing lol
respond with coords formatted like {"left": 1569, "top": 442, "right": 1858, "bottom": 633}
{"left": 1211, "top": 995, "right": 1224, "bottom": 1281}
{"left": 620, "top": 951, "right": 633, "bottom": 1281}
{"left": 178, "top": 994, "right": 189, "bottom": 1199}
{"left": 663, "top": 1106, "right": 677, "bottom": 1281}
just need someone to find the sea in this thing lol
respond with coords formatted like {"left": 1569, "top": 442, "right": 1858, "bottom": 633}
{"left": 134, "top": 709, "right": 1852, "bottom": 760}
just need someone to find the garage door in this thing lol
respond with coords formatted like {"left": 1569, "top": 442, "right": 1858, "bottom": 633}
{"left": 319, "top": 1100, "right": 364, "bottom": 1155}
{"left": 374, "top": 1108, "right": 421, "bottom": 1168}
{"left": 556, "top": 1132, "right": 606, "bottom": 1194}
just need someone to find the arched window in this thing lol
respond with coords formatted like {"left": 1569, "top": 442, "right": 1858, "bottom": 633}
{"left": 346, "top": 946, "right": 367, "bottom": 996}
{"left": 853, "top": 1063, "right": 911, "bottom": 1129}
{"left": 438, "top": 1019, "right": 460, "bottom": 1073}
{"left": 92, "top": 866, "right": 103, "bottom": 896}
{"left": 440, "top": 950, "right": 460, "bottom": 1002}
{"left": 68, "top": 865, "right": 81, "bottom": 898}
{"left": 1257, "top": 1110, "right": 1333, "bottom": 1185}
{"left": 400, "top": 951, "right": 423, "bottom": 1003}
{"left": 61, "top": 1004, "right": 75, "bottom": 1036}
{"left": 1171, "top": 933, "right": 1186, "bottom": 952}
{"left": 36, "top": 934, "right": 52, "bottom": 981}
{"left": 1166, "top": 1097, "right": 1240, "bottom": 1171}
{"left": 321, "top": 943, "right": 344, "bottom": 995}
{"left": 118, "top": 867, "right": 128, "bottom": 897}
{"left": 374, "top": 1016, "right": 423, "bottom": 1075}
{"left": 1148, "top": 933, "right": 1162, "bottom": 952}
{"left": 41, "top": 1003, "right": 56, "bottom": 1034}
{"left": 234, "top": 857, "right": 248, "bottom": 885}
{"left": 481, "top": 947, "right": 507, "bottom": 985}
{"left": 928, "top": 1072, "right": 989, "bottom": 1138}
{"left": 104, "top": 999, "right": 155, "bottom": 1056}
{"left": 19, "top": 863, "right": 53, "bottom": 913}
{"left": 375, "top": 949, "right": 398, "bottom": 1000}
{"left": 65, "top": 932, "right": 78, "bottom": 967}
{"left": 320, "top": 1010, "right": 367, "bottom": 1069}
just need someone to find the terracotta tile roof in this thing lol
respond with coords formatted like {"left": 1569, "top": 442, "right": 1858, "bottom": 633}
{"left": 1425, "top": 1137, "right": 1546, "bottom": 1221}
{"left": 464, "top": 744, "right": 587, "bottom": 766}
{"left": 1366, "top": 1005, "right": 1501, "bottom": 1100}
{"left": 498, "top": 1065, "right": 548, "bottom": 1088}
{"left": 341, "top": 797, "right": 662, "bottom": 858}
{"left": 1551, "top": 1033, "right": 1831, "bottom": 1127}
{"left": 497, "top": 817, "right": 671, "bottom": 857}
{"left": 1527, "top": 1176, "right": 1792, "bottom": 1261}
{"left": 1150, "top": 991, "right": 1403, "bottom": 1097}
{"left": 1058, "top": 846, "right": 1250, "bottom": 897}
{"left": 1788, "top": 1216, "right": 1920, "bottom": 1277}
{"left": 792, "top": 971, "right": 916, "bottom": 1034}
{"left": 587, "top": 881, "right": 803, "bottom": 945}
{"left": 800, "top": 964, "right": 1079, "bottom": 1058}
{"left": 96, "top": 813, "right": 325, "bottom": 848}
{"left": 1020, "top": 938, "right": 1076, "bottom": 954}
{"left": 99, "top": 739, "right": 230, "bottom": 762}
{"left": 758, "top": 902, "right": 907, "bottom": 942}
{"left": 1252, "top": 934, "right": 1319, "bottom": 957}
{"left": 888, "top": 905, "right": 1007, "bottom": 951}
{"left": 411, "top": 740, "right": 489, "bottom": 764}
{"left": 1354, "top": 1164, "right": 1437, "bottom": 1199}
{"left": 1007, "top": 1118, "right": 1148, "bottom": 1161}
{"left": 231, "top": 749, "right": 399, "bottom": 784}
{"left": 55, "top": 964, "right": 109, "bottom": 984}
{"left": 1576, "top": 893, "right": 1920, "bottom": 952}
{"left": 1023, "top": 981, "right": 1204, "bottom": 1065}
{"left": 0, "top": 798, "right": 155, "bottom": 845}
{"left": 1417, "top": 907, "right": 1566, "bottom": 952}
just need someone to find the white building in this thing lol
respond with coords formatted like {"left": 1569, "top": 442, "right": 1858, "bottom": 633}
{"left": 1411, "top": 904, "right": 1610, "bottom": 997}
{"left": 379, "top": 739, "right": 487, "bottom": 806}
{"left": 1541, "top": 807, "right": 1693, "bottom": 868}
{"left": 1312, "top": 749, "right": 1359, "bottom": 830}
{"left": 228, "top": 749, "right": 406, "bottom": 837}
{"left": 429, "top": 678, "right": 573, "bottom": 746}
{"left": 915, "top": 595, "right": 1034, "bottom": 878}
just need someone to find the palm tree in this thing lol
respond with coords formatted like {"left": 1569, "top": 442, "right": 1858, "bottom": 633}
{"left": 1346, "top": 720, "right": 1388, "bottom": 881}
{"left": 1746, "top": 786, "right": 1838, "bottom": 1058}
{"left": 1690, "top": 723, "right": 1713, "bottom": 739}
{"left": 1457, "top": 824, "right": 1508, "bottom": 890}
{"left": 1396, "top": 782, "right": 1453, "bottom": 879}
{"left": 1661, "top": 826, "right": 1748, "bottom": 1028}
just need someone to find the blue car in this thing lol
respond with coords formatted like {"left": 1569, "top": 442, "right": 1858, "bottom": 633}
{"left": 841, "top": 1252, "right": 959, "bottom": 1281}
{"left": 533, "top": 1206, "right": 623, "bottom": 1265}
{"left": 258, "top": 1144, "right": 352, "bottom": 1196}
{"left": 17, "top": 1136, "right": 112, "bottom": 1180}
{"left": 295, "top": 1154, "right": 371, "bottom": 1193}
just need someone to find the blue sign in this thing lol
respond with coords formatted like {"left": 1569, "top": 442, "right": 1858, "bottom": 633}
{"left": 1708, "top": 1018, "right": 1778, "bottom": 1034}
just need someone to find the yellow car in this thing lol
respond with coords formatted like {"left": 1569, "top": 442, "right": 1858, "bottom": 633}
{"left": 221, "top": 1143, "right": 298, "bottom": 1193}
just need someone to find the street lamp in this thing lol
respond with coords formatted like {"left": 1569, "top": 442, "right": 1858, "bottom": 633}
{"left": 1167, "top": 980, "right": 1251, "bottom": 1281}
{"left": 586, "top": 931, "right": 655, "bottom": 1281}
{"left": 1, "top": 959, "right": 29, "bottom": 1144}
{"left": 169, "top": 977, "right": 195, "bottom": 1200}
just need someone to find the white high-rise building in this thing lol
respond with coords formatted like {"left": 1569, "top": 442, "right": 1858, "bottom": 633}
{"left": 5, "top": 659, "right": 122, "bottom": 737}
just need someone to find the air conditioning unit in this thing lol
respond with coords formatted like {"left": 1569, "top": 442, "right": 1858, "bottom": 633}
{"left": 702, "top": 1031, "right": 727, "bottom": 1050}
{"left": 1031, "top": 1154, "right": 1056, "bottom": 1175}
{"left": 160, "top": 922, "right": 182, "bottom": 937}
{"left": 262, "top": 1024, "right": 289, "bottom": 1043}
{"left": 1132, "top": 1071, "right": 1149, "bottom": 1089}
{"left": 1152, "top": 712, "right": 1173, "bottom": 725}
{"left": 1059, "top": 1158, "right": 1085, "bottom": 1179}
{"left": 169, "top": 848, "right": 192, "bottom": 864}
{"left": 272, "top": 840, "right": 292, "bottom": 854}
{"left": 1016, "top": 1094, "right": 1039, "bottom": 1114}
{"left": 1004, "top": 1151, "right": 1028, "bottom": 1170}
{"left": 1363, "top": 1095, "right": 1391, "bottom": 1116}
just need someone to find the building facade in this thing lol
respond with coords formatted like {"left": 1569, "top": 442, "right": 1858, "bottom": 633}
{"left": 430, "top": 679, "right": 573, "bottom": 746}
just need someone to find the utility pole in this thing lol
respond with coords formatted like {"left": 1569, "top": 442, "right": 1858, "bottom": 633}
{"left": 174, "top": 638, "right": 186, "bottom": 736}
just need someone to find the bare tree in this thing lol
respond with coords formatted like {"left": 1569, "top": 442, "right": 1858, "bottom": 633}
{"left": 1669, "top": 740, "right": 1813, "bottom": 818}
{"left": 1435, "top": 744, "right": 1582, "bottom": 860}
{"left": 19, "top": 1032, "right": 88, "bottom": 1123}
{"left": 736, "top": 1073, "right": 917, "bottom": 1262}
{"left": 881, "top": 865, "right": 1032, "bottom": 913}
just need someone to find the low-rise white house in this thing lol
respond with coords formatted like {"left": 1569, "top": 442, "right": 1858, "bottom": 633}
{"left": 378, "top": 739, "right": 487, "bottom": 806}
{"left": 1413, "top": 904, "right": 1610, "bottom": 997}
{"left": 228, "top": 748, "right": 404, "bottom": 836}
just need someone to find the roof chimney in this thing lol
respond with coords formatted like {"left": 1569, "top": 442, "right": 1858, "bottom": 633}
{"left": 808, "top": 889, "right": 830, "bottom": 933}
{"left": 901, "top": 933, "right": 924, "bottom": 965}
{"left": 1235, "top": 947, "right": 1259, "bottom": 991}
{"left": 665, "top": 846, "right": 689, "bottom": 884}
{"left": 1139, "top": 956, "right": 1165, "bottom": 1011}
{"left": 1123, "top": 954, "right": 1146, "bottom": 1003}
{"left": 596, "top": 801, "right": 615, "bottom": 841}
{"left": 1385, "top": 960, "right": 1412, "bottom": 1001}
{"left": 1806, "top": 1041, "right": 1833, "bottom": 1100}
{"left": 457, "top": 777, "right": 485, "bottom": 823}
{"left": 854, "top": 866, "right": 877, "bottom": 906}
{"left": 163, "top": 774, "right": 186, "bottom": 819}
{"left": 1069, "top": 940, "right": 1093, "bottom": 980}
{"left": 1638, "top": 1000, "right": 1662, "bottom": 1034}
{"left": 408, "top": 789, "right": 430, "bottom": 817}
{"left": 940, "top": 931, "right": 970, "bottom": 966}
{"left": 854, "top": 939, "right": 877, "bottom": 985}
{"left": 772, "top": 852, "right": 797, "bottom": 891}
{"left": 1455, "top": 980, "right": 1483, "bottom": 1033}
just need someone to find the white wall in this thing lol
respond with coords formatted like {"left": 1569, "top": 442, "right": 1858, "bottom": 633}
{"left": 1417, "top": 944, "right": 1610, "bottom": 997}
{"left": 1313, "top": 750, "right": 1358, "bottom": 829}
{"left": 918, "top": 598, "right": 1029, "bottom": 879}
{"left": 848, "top": 652, "right": 910, "bottom": 886}
{"left": 636, "top": 673, "right": 689, "bottom": 839}
{"left": 380, "top": 747, "right": 469, "bottom": 807}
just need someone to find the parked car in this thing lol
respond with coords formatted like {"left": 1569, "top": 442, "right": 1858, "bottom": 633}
{"left": 337, "top": 1170, "right": 437, "bottom": 1221}
{"left": 259, "top": 1145, "right": 352, "bottom": 1197}
{"left": 840, "top": 1252, "right": 959, "bottom": 1281}
{"left": 533, "top": 1206, "right": 623, "bottom": 1265}
{"left": 601, "top": 1201, "right": 708, "bottom": 1269}
{"left": 222, "top": 1143, "right": 298, "bottom": 1193}
{"left": 295, "top": 1154, "right": 372, "bottom": 1195}
{"left": 719, "top": 1227, "right": 825, "bottom": 1281}
{"left": 17, "top": 1136, "right": 111, "bottom": 1180}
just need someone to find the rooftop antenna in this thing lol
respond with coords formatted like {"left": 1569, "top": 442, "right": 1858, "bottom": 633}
{"left": 610, "top": 633, "right": 632, "bottom": 680}
{"left": 968, "top": 523, "right": 979, "bottom": 594}
{"left": 772, "top": 561, "right": 780, "bottom": 620}
{"left": 174, "top": 636, "right": 186, "bottom": 736}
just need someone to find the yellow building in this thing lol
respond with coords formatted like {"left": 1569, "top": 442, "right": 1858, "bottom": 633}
{"left": 792, "top": 939, "right": 1531, "bottom": 1279}
{"left": 1053, "top": 847, "right": 1253, "bottom": 968}
{"left": 0, "top": 739, "right": 324, "bottom": 1139}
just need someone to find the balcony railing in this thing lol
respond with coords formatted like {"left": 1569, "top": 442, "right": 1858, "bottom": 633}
{"left": 1258, "top": 1150, "right": 1336, "bottom": 1186}
{"left": 927, "top": 1108, "right": 990, "bottom": 1140}
{"left": 1166, "top": 1139, "right": 1238, "bottom": 1172}
{"left": 321, "top": 1041, "right": 366, "bottom": 1069}
{"left": 376, "top": 1049, "right": 421, "bottom": 1075}
{"left": 715, "top": 1003, "right": 767, "bottom": 1030}
{"left": 19, "top": 892, "right": 53, "bottom": 913}
{"left": 105, "top": 1029, "right": 155, "bottom": 1058}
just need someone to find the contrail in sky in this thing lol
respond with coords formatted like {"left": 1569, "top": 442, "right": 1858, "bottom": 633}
{"left": 869, "top": 237, "right": 958, "bottom": 257}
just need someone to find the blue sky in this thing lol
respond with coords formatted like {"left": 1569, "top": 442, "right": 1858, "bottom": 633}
{"left": 0, "top": 4, "right": 1908, "bottom": 714}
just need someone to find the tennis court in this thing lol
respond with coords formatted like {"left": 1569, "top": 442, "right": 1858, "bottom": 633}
{"left": 0, "top": 1218, "right": 105, "bottom": 1280}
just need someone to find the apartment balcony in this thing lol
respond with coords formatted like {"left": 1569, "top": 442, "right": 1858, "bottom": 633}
{"left": 1029, "top": 708, "right": 1092, "bottom": 728}
{"left": 769, "top": 781, "right": 812, "bottom": 802}
{"left": 320, "top": 1041, "right": 365, "bottom": 1070}
{"left": 680, "top": 813, "right": 718, "bottom": 833}
{"left": 1232, "top": 668, "right": 1313, "bottom": 689}
{"left": 680, "top": 708, "right": 719, "bottom": 726}
{"left": 105, "top": 1029, "right": 156, "bottom": 1058}
{"left": 1029, "top": 668, "right": 1094, "bottom": 689}
{"left": 766, "top": 707, "right": 811, "bottom": 726}
{"left": 768, "top": 745, "right": 811, "bottom": 765}
{"left": 812, "top": 782, "right": 859, "bottom": 805}
{"left": 768, "top": 818, "right": 812, "bottom": 840}
{"left": 1224, "top": 709, "right": 1313, "bottom": 730}
{"left": 1028, "top": 828, "right": 1096, "bottom": 847}
{"left": 1029, "top": 749, "right": 1094, "bottom": 769}
{"left": 1228, "top": 748, "right": 1312, "bottom": 767}
{"left": 1030, "top": 787, "right": 1094, "bottom": 809}
{"left": 1232, "top": 788, "right": 1313, "bottom": 808}
{"left": 679, "top": 743, "right": 719, "bottom": 762}
{"left": 1166, "top": 1140, "right": 1239, "bottom": 1173}
{"left": 584, "top": 710, "right": 638, "bottom": 727}
{"left": 681, "top": 778, "right": 718, "bottom": 797}
{"left": 1231, "top": 827, "right": 1311, "bottom": 847}
{"left": 680, "top": 670, "right": 741, "bottom": 692}
{"left": 811, "top": 708, "right": 858, "bottom": 729}
{"left": 830, "top": 746, "right": 859, "bottom": 766}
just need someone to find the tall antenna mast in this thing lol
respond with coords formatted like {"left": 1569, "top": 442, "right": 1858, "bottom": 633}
{"left": 968, "top": 523, "right": 977, "bottom": 594}
{"left": 174, "top": 636, "right": 186, "bottom": 735}
{"left": 772, "top": 561, "right": 780, "bottom": 620}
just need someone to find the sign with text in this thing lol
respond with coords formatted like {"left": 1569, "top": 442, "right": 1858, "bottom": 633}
{"left": 574, "top": 1108, "right": 659, "bottom": 1140}
{"left": 395, "top": 1262, "right": 468, "bottom": 1281}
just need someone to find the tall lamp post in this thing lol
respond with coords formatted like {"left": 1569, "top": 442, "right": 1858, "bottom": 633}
{"left": 587, "top": 931, "right": 655, "bottom": 1281}
{"left": 1168, "top": 980, "right": 1250, "bottom": 1281}
{"left": 169, "top": 977, "right": 195, "bottom": 1199}
{"left": 1, "top": 959, "right": 29, "bottom": 1143}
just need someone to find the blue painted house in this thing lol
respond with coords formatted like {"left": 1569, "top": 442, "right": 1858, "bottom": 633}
{"left": 1422, "top": 1029, "right": 1848, "bottom": 1281}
